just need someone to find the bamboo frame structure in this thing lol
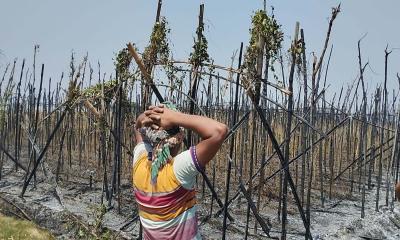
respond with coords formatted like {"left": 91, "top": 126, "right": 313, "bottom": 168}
{"left": 1, "top": 3, "right": 399, "bottom": 240}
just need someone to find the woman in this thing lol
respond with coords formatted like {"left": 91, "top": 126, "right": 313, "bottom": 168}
{"left": 133, "top": 103, "right": 228, "bottom": 240}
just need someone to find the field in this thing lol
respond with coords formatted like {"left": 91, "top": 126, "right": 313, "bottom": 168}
{"left": 0, "top": 213, "right": 54, "bottom": 240}
{"left": 1, "top": 1, "right": 400, "bottom": 240}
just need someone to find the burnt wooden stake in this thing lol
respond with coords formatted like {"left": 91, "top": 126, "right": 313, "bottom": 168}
{"left": 222, "top": 42, "right": 243, "bottom": 239}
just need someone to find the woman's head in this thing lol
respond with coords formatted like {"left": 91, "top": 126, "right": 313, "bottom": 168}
{"left": 139, "top": 102, "right": 184, "bottom": 184}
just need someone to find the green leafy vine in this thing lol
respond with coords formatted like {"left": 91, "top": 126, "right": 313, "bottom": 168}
{"left": 189, "top": 18, "right": 211, "bottom": 67}
{"left": 114, "top": 48, "right": 137, "bottom": 83}
{"left": 242, "top": 9, "right": 283, "bottom": 92}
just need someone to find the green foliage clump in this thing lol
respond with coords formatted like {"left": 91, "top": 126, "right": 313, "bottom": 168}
{"left": 249, "top": 10, "right": 283, "bottom": 58}
{"left": 65, "top": 78, "right": 80, "bottom": 109}
{"left": 114, "top": 48, "right": 136, "bottom": 83}
{"left": 142, "top": 17, "right": 185, "bottom": 94}
{"left": 148, "top": 17, "right": 182, "bottom": 86}
{"left": 81, "top": 80, "right": 130, "bottom": 111}
{"left": 189, "top": 18, "right": 211, "bottom": 66}
{"left": 242, "top": 9, "right": 283, "bottom": 93}
{"left": 144, "top": 17, "right": 171, "bottom": 67}
{"left": 82, "top": 80, "right": 118, "bottom": 101}
{"left": 93, "top": 204, "right": 107, "bottom": 233}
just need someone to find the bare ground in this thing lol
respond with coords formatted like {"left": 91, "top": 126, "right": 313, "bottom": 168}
{"left": 0, "top": 153, "right": 399, "bottom": 239}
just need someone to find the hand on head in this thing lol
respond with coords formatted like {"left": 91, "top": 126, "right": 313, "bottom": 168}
{"left": 144, "top": 104, "right": 178, "bottom": 130}
{"left": 135, "top": 106, "right": 162, "bottom": 130}
{"left": 136, "top": 114, "right": 160, "bottom": 130}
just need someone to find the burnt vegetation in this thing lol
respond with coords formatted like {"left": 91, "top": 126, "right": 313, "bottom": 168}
{"left": 1, "top": 1, "right": 400, "bottom": 239}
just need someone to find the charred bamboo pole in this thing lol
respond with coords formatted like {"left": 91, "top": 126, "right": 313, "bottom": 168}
{"left": 281, "top": 22, "right": 299, "bottom": 240}
{"left": 109, "top": 71, "right": 120, "bottom": 208}
{"left": 0, "top": 124, "right": 5, "bottom": 179}
{"left": 300, "top": 29, "right": 308, "bottom": 205}
{"left": 244, "top": 32, "right": 265, "bottom": 240}
{"left": 14, "top": 59, "right": 24, "bottom": 172}
{"left": 385, "top": 56, "right": 396, "bottom": 208}
{"left": 376, "top": 47, "right": 391, "bottom": 211}
{"left": 21, "top": 109, "right": 67, "bottom": 197}
{"left": 188, "top": 4, "right": 204, "bottom": 147}
{"left": 255, "top": 39, "right": 273, "bottom": 233}
{"left": 368, "top": 90, "right": 380, "bottom": 189}
{"left": 222, "top": 42, "right": 243, "bottom": 239}
{"left": 55, "top": 128, "right": 67, "bottom": 183}
{"left": 246, "top": 85, "right": 312, "bottom": 239}
{"left": 395, "top": 75, "right": 400, "bottom": 183}
{"left": 388, "top": 107, "right": 400, "bottom": 206}
{"left": 155, "top": 0, "right": 162, "bottom": 23}
{"left": 357, "top": 37, "right": 369, "bottom": 218}
{"left": 239, "top": 179, "right": 272, "bottom": 238}
{"left": 33, "top": 64, "right": 45, "bottom": 172}
{"left": 315, "top": 66, "right": 325, "bottom": 209}
{"left": 117, "top": 79, "right": 123, "bottom": 213}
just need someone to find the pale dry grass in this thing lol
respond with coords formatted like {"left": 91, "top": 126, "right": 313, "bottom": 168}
{"left": 0, "top": 213, "right": 54, "bottom": 240}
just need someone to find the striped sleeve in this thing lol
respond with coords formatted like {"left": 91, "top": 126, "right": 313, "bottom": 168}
{"left": 173, "top": 146, "right": 203, "bottom": 190}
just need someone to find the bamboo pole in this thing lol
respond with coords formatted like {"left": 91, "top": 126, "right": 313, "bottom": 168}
{"left": 281, "top": 22, "right": 299, "bottom": 240}
{"left": 376, "top": 46, "right": 391, "bottom": 211}
{"left": 222, "top": 42, "right": 243, "bottom": 239}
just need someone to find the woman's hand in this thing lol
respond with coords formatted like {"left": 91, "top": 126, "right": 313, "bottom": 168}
{"left": 134, "top": 113, "right": 157, "bottom": 144}
{"left": 135, "top": 113, "right": 159, "bottom": 130}
{"left": 144, "top": 104, "right": 179, "bottom": 130}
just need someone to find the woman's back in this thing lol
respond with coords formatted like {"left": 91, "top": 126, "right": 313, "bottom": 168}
{"left": 133, "top": 142, "right": 202, "bottom": 240}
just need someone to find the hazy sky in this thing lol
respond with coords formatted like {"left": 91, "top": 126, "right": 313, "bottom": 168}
{"left": 1, "top": 0, "right": 399, "bottom": 100}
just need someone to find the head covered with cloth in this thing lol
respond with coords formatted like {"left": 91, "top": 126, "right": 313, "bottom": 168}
{"left": 138, "top": 101, "right": 184, "bottom": 184}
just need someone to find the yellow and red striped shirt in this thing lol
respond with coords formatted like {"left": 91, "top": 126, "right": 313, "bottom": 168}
{"left": 133, "top": 142, "right": 203, "bottom": 240}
